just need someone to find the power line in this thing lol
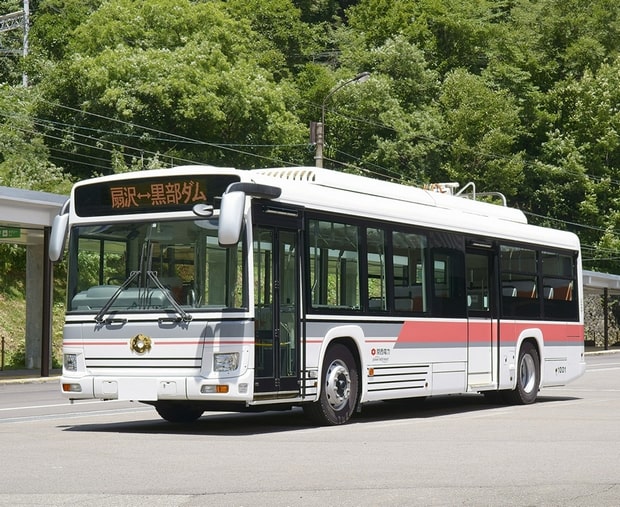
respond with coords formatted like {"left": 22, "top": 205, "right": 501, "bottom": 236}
{"left": 6, "top": 95, "right": 620, "bottom": 258}
{"left": 35, "top": 99, "right": 302, "bottom": 167}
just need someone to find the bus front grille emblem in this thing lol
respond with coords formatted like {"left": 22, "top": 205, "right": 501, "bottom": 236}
{"left": 130, "top": 334, "right": 152, "bottom": 354}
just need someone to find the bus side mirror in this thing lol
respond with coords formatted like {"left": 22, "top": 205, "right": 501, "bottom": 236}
{"left": 49, "top": 212, "right": 69, "bottom": 262}
{"left": 218, "top": 191, "right": 245, "bottom": 247}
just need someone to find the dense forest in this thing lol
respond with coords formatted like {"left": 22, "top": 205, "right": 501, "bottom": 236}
{"left": 1, "top": 0, "right": 620, "bottom": 275}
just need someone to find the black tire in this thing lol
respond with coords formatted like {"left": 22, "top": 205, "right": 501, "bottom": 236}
{"left": 503, "top": 342, "right": 540, "bottom": 405}
{"left": 154, "top": 402, "right": 204, "bottom": 423}
{"left": 482, "top": 390, "right": 506, "bottom": 405}
{"left": 304, "top": 343, "right": 359, "bottom": 426}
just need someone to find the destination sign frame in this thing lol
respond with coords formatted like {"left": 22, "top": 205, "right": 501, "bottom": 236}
{"left": 74, "top": 174, "right": 240, "bottom": 217}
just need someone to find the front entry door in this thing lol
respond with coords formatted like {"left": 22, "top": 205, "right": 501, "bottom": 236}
{"left": 466, "top": 248, "right": 497, "bottom": 387}
{"left": 253, "top": 203, "right": 301, "bottom": 394}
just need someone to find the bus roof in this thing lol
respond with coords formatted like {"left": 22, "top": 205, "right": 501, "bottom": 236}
{"left": 247, "top": 167, "right": 580, "bottom": 252}
{"left": 251, "top": 167, "right": 526, "bottom": 223}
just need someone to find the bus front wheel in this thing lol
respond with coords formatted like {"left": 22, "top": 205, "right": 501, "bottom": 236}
{"left": 154, "top": 402, "right": 204, "bottom": 423}
{"left": 504, "top": 342, "right": 540, "bottom": 405}
{"left": 304, "top": 343, "right": 359, "bottom": 426}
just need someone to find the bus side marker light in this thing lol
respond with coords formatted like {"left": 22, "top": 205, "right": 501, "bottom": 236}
{"left": 368, "top": 368, "right": 375, "bottom": 376}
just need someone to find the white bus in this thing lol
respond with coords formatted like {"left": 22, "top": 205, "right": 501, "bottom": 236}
{"left": 50, "top": 165, "right": 585, "bottom": 425}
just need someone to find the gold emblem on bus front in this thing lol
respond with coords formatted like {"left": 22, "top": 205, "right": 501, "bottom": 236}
{"left": 130, "top": 334, "right": 152, "bottom": 354}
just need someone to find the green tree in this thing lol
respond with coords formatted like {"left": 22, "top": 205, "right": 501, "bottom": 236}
{"left": 29, "top": 0, "right": 103, "bottom": 61}
{"left": 0, "top": 0, "right": 29, "bottom": 84}
{"left": 33, "top": 0, "right": 309, "bottom": 178}
{"left": 438, "top": 69, "right": 525, "bottom": 198}
{"left": 322, "top": 34, "right": 444, "bottom": 183}
{"left": 346, "top": 0, "right": 507, "bottom": 75}
{"left": 224, "top": 0, "right": 319, "bottom": 74}
{"left": 0, "top": 84, "right": 72, "bottom": 192}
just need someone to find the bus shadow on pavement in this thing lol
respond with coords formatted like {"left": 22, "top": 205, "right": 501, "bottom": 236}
{"left": 354, "top": 392, "right": 580, "bottom": 423}
{"left": 59, "top": 393, "right": 580, "bottom": 436}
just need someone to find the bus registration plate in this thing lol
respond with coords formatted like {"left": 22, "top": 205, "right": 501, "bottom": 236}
{"left": 117, "top": 378, "right": 158, "bottom": 401}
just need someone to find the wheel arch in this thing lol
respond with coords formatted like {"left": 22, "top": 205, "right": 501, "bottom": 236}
{"left": 515, "top": 329, "right": 543, "bottom": 387}
{"left": 315, "top": 325, "right": 364, "bottom": 403}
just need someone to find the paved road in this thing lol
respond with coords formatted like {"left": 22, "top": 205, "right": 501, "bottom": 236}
{"left": 0, "top": 353, "right": 619, "bottom": 506}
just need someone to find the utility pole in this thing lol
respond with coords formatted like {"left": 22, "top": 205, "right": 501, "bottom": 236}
{"left": 313, "top": 72, "right": 370, "bottom": 168}
{"left": 312, "top": 122, "right": 324, "bottom": 168}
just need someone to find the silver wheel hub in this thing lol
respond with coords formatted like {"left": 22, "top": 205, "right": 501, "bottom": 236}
{"left": 325, "top": 359, "right": 351, "bottom": 411}
{"left": 520, "top": 353, "right": 536, "bottom": 393}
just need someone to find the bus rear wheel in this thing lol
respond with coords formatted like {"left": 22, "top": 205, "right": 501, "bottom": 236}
{"left": 154, "top": 402, "right": 204, "bottom": 423}
{"left": 504, "top": 342, "right": 540, "bottom": 405}
{"left": 304, "top": 343, "right": 359, "bottom": 426}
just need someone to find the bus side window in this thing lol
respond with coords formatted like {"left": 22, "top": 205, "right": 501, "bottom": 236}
{"left": 392, "top": 230, "right": 428, "bottom": 314}
{"left": 542, "top": 251, "right": 578, "bottom": 320}
{"left": 367, "top": 227, "right": 387, "bottom": 311}
{"left": 308, "top": 219, "right": 360, "bottom": 311}
{"left": 500, "top": 245, "right": 540, "bottom": 318}
{"left": 431, "top": 250, "right": 466, "bottom": 317}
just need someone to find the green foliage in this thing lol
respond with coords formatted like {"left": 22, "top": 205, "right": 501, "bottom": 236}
{"left": 0, "top": 85, "right": 74, "bottom": 192}
{"left": 0, "top": 0, "right": 28, "bottom": 84}
{"left": 33, "top": 0, "right": 310, "bottom": 177}
{"left": 225, "top": 0, "right": 319, "bottom": 73}
{"left": 29, "top": 0, "right": 103, "bottom": 61}
{"left": 438, "top": 69, "right": 524, "bottom": 196}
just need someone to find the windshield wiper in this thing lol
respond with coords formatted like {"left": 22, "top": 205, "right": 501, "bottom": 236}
{"left": 94, "top": 270, "right": 193, "bottom": 324}
{"left": 94, "top": 271, "right": 140, "bottom": 324}
{"left": 146, "top": 271, "right": 193, "bottom": 322}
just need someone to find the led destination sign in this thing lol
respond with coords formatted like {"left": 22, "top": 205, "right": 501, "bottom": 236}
{"left": 74, "top": 174, "right": 240, "bottom": 217}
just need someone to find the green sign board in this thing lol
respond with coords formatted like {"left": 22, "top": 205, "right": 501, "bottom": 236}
{"left": 0, "top": 227, "right": 21, "bottom": 239}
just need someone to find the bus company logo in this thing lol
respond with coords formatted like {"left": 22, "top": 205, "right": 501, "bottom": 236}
{"left": 371, "top": 347, "right": 390, "bottom": 362}
{"left": 130, "top": 334, "right": 152, "bottom": 354}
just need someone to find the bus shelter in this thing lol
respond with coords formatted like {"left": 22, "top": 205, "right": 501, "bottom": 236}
{"left": 0, "top": 186, "right": 65, "bottom": 375}
{"left": 583, "top": 269, "right": 620, "bottom": 350}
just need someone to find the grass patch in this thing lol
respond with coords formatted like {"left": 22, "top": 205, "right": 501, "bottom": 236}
{"left": 0, "top": 293, "right": 64, "bottom": 369}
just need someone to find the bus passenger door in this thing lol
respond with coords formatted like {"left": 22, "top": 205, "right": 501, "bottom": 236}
{"left": 253, "top": 202, "right": 302, "bottom": 395}
{"left": 465, "top": 248, "right": 497, "bottom": 387}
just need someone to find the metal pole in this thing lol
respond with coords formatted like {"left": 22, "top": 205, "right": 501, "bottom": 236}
{"left": 22, "top": 0, "right": 29, "bottom": 87}
{"left": 603, "top": 287, "right": 609, "bottom": 351}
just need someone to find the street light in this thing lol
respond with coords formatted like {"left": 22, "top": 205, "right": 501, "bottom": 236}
{"left": 314, "top": 71, "right": 370, "bottom": 168}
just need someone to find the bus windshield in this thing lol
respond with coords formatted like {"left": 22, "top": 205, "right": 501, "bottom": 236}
{"left": 66, "top": 218, "right": 247, "bottom": 315}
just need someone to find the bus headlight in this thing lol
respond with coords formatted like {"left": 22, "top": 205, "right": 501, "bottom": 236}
{"left": 64, "top": 353, "right": 78, "bottom": 372}
{"left": 214, "top": 352, "right": 239, "bottom": 372}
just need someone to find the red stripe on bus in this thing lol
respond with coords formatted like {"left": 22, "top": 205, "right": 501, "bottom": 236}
{"left": 397, "top": 320, "right": 466, "bottom": 343}
{"left": 396, "top": 320, "right": 583, "bottom": 345}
